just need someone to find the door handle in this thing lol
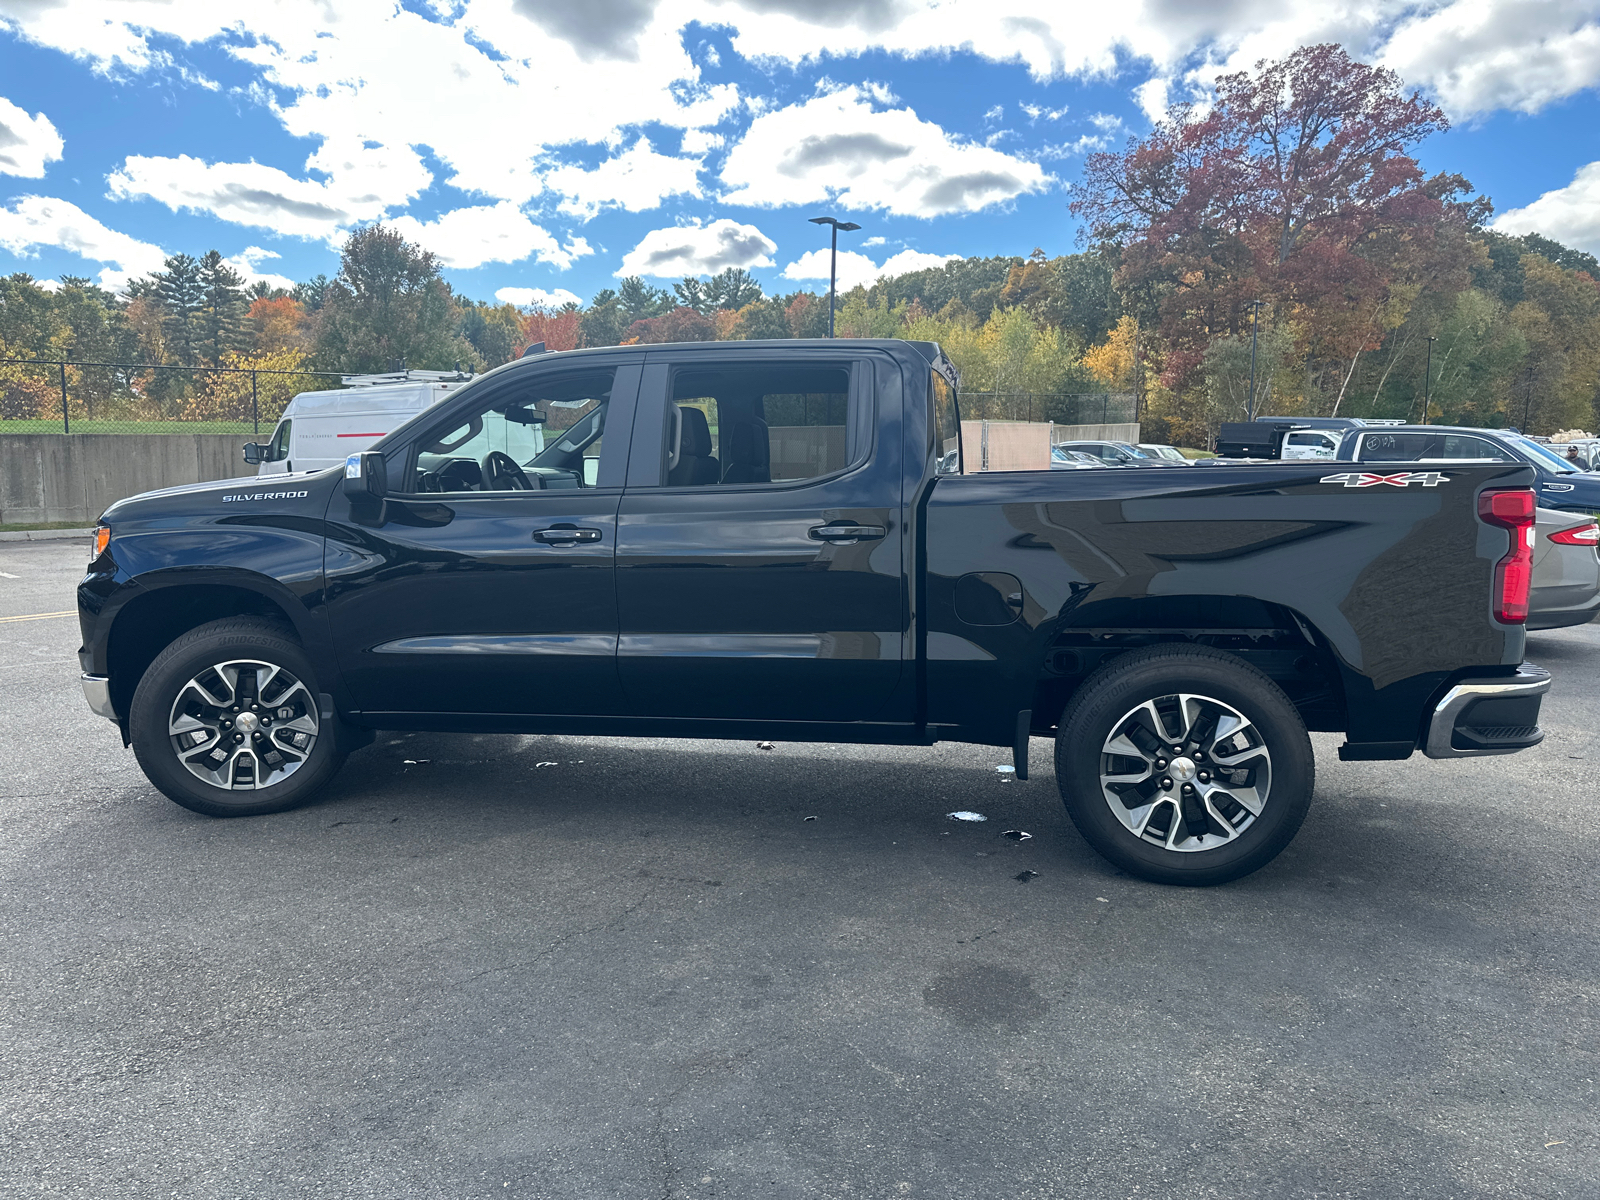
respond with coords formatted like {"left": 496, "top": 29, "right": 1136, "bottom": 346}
{"left": 533, "top": 526, "right": 603, "bottom": 543}
{"left": 808, "top": 523, "right": 886, "bottom": 544}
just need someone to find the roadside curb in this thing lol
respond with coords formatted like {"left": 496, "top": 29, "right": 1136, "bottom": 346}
{"left": 0, "top": 528, "right": 92, "bottom": 543}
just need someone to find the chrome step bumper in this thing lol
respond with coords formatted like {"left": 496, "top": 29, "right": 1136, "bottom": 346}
{"left": 1423, "top": 663, "right": 1551, "bottom": 759}
{"left": 80, "top": 673, "right": 116, "bottom": 722}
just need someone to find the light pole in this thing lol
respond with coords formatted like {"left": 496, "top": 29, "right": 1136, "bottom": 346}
{"left": 808, "top": 216, "right": 861, "bottom": 338}
{"left": 1245, "top": 299, "right": 1265, "bottom": 420}
{"left": 1421, "top": 336, "right": 1436, "bottom": 425}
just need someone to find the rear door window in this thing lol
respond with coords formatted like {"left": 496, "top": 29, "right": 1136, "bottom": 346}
{"left": 650, "top": 363, "right": 856, "bottom": 488}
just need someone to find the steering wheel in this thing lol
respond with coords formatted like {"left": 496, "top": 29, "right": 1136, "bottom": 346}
{"left": 481, "top": 451, "right": 534, "bottom": 491}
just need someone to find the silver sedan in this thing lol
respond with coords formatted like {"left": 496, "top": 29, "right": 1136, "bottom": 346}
{"left": 1531, "top": 509, "right": 1600, "bottom": 630}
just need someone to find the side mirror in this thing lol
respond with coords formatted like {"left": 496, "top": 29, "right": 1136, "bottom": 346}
{"left": 242, "top": 442, "right": 265, "bottom": 465}
{"left": 343, "top": 451, "right": 388, "bottom": 499}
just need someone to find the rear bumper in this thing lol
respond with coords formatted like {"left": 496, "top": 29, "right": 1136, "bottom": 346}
{"left": 80, "top": 673, "right": 116, "bottom": 722}
{"left": 1422, "top": 663, "right": 1551, "bottom": 759}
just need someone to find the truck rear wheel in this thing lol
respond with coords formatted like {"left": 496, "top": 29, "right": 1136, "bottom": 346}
{"left": 1054, "top": 644, "right": 1314, "bottom": 885}
{"left": 129, "top": 618, "right": 347, "bottom": 817}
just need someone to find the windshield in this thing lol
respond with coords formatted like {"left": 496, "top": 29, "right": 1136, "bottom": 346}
{"left": 1509, "top": 435, "right": 1578, "bottom": 474}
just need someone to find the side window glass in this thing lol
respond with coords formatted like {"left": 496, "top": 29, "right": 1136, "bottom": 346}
{"left": 1441, "top": 435, "right": 1513, "bottom": 460}
{"left": 269, "top": 419, "right": 291, "bottom": 461}
{"left": 1360, "top": 432, "right": 1433, "bottom": 460}
{"left": 659, "top": 363, "right": 854, "bottom": 487}
{"left": 412, "top": 370, "right": 614, "bottom": 493}
{"left": 930, "top": 369, "right": 961, "bottom": 475}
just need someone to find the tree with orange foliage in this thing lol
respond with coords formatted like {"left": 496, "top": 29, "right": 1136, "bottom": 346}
{"left": 247, "top": 296, "right": 309, "bottom": 353}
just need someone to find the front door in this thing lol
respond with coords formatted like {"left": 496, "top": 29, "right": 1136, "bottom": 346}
{"left": 613, "top": 348, "right": 908, "bottom": 724}
{"left": 324, "top": 361, "right": 639, "bottom": 719}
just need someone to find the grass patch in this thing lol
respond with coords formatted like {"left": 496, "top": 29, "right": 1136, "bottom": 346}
{"left": 0, "top": 420, "right": 261, "bottom": 435}
{"left": 0, "top": 521, "right": 90, "bottom": 532}
{"left": 1178, "top": 447, "right": 1217, "bottom": 459}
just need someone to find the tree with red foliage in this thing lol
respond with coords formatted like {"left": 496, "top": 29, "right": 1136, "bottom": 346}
{"left": 623, "top": 306, "right": 718, "bottom": 345}
{"left": 518, "top": 306, "right": 581, "bottom": 354}
{"left": 1075, "top": 44, "right": 1483, "bottom": 409}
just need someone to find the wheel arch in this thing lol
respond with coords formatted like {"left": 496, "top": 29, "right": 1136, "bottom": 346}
{"left": 1026, "top": 593, "right": 1348, "bottom": 737}
{"left": 102, "top": 573, "right": 327, "bottom": 727}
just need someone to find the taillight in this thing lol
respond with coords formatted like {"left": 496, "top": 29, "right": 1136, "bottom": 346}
{"left": 1478, "top": 489, "right": 1535, "bottom": 624}
{"left": 1549, "top": 521, "right": 1600, "bottom": 546}
{"left": 90, "top": 525, "right": 110, "bottom": 562}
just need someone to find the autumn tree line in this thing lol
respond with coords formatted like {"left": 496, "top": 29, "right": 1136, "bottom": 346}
{"left": 3, "top": 43, "right": 1599, "bottom": 440}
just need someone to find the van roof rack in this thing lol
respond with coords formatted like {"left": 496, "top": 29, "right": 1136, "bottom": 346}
{"left": 339, "top": 369, "right": 475, "bottom": 387}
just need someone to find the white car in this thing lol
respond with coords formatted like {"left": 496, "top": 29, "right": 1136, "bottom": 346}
{"left": 1135, "top": 443, "right": 1192, "bottom": 463}
{"left": 1279, "top": 429, "right": 1340, "bottom": 460}
{"left": 244, "top": 370, "right": 475, "bottom": 475}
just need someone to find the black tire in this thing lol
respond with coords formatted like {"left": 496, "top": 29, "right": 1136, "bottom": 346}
{"left": 1054, "top": 644, "right": 1314, "bottom": 886}
{"left": 130, "top": 617, "right": 347, "bottom": 817}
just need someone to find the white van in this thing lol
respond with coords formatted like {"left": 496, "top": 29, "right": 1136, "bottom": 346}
{"left": 244, "top": 371, "right": 476, "bottom": 475}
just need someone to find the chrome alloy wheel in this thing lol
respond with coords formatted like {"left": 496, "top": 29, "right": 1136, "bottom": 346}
{"left": 167, "top": 659, "right": 319, "bottom": 790}
{"left": 1098, "top": 693, "right": 1272, "bottom": 853}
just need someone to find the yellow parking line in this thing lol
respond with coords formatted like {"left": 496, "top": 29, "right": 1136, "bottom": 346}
{"left": 0, "top": 610, "right": 76, "bottom": 624}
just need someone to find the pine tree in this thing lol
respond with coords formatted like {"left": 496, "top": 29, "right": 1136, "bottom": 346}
{"left": 198, "top": 250, "right": 248, "bottom": 365}
{"left": 154, "top": 253, "right": 205, "bottom": 365}
{"left": 705, "top": 268, "right": 764, "bottom": 311}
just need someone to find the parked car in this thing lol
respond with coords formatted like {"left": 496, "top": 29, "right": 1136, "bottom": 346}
{"left": 1051, "top": 446, "right": 1104, "bottom": 469}
{"left": 80, "top": 338, "right": 1549, "bottom": 887}
{"left": 243, "top": 370, "right": 475, "bottom": 475}
{"left": 1531, "top": 510, "right": 1600, "bottom": 630}
{"left": 1136, "top": 443, "right": 1191, "bottom": 463}
{"left": 1336, "top": 425, "right": 1600, "bottom": 515}
{"left": 1058, "top": 440, "right": 1185, "bottom": 467}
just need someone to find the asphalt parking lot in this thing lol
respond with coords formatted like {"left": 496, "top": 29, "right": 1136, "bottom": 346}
{"left": 2, "top": 538, "right": 1598, "bottom": 1199}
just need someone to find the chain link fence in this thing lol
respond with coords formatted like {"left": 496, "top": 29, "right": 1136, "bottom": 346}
{"left": 0, "top": 357, "right": 343, "bottom": 436}
{"left": 2, "top": 359, "right": 1138, "bottom": 437}
{"left": 957, "top": 392, "right": 1136, "bottom": 425}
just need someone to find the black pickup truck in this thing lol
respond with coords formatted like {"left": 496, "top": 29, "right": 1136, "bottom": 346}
{"left": 77, "top": 339, "right": 1551, "bottom": 884}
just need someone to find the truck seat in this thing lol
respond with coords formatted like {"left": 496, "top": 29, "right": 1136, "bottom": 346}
{"left": 668, "top": 406, "right": 721, "bottom": 486}
{"left": 722, "top": 418, "right": 771, "bottom": 484}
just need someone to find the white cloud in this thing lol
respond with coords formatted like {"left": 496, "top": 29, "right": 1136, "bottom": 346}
{"left": 495, "top": 286, "right": 583, "bottom": 309}
{"left": 1380, "top": 1, "right": 1600, "bottom": 116}
{"left": 387, "top": 203, "right": 593, "bottom": 270}
{"left": 782, "top": 246, "right": 960, "bottom": 291}
{"left": 0, "top": 195, "right": 165, "bottom": 289}
{"left": 543, "top": 139, "right": 703, "bottom": 221}
{"left": 225, "top": 246, "right": 296, "bottom": 291}
{"left": 1492, "top": 162, "right": 1600, "bottom": 255}
{"left": 721, "top": 84, "right": 1052, "bottom": 218}
{"left": 0, "top": 96, "right": 64, "bottom": 178}
{"left": 107, "top": 150, "right": 421, "bottom": 241}
{"left": 618, "top": 218, "right": 777, "bottom": 278}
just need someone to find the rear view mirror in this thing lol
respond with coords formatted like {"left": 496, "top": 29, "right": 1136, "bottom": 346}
{"left": 242, "top": 442, "right": 265, "bottom": 465}
{"left": 343, "top": 451, "right": 388, "bottom": 500}
{"left": 504, "top": 405, "right": 547, "bottom": 426}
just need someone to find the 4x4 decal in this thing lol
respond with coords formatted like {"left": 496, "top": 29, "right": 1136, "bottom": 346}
{"left": 1320, "top": 471, "right": 1448, "bottom": 488}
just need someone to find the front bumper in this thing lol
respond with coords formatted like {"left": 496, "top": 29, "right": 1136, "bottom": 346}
{"left": 80, "top": 673, "right": 116, "bottom": 722}
{"left": 1423, "top": 663, "right": 1551, "bottom": 759}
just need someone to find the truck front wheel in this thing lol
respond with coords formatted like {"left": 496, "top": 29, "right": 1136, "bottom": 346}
{"left": 129, "top": 617, "right": 347, "bottom": 817}
{"left": 1054, "top": 644, "right": 1314, "bottom": 885}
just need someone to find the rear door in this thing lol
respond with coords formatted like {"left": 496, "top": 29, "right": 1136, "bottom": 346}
{"left": 612, "top": 347, "right": 908, "bottom": 723}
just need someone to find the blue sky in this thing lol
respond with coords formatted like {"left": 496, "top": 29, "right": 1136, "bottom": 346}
{"left": 2, "top": 0, "right": 1599, "bottom": 309}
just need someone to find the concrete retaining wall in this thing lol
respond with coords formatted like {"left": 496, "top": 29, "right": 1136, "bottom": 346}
{"left": 0, "top": 434, "right": 252, "bottom": 525}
